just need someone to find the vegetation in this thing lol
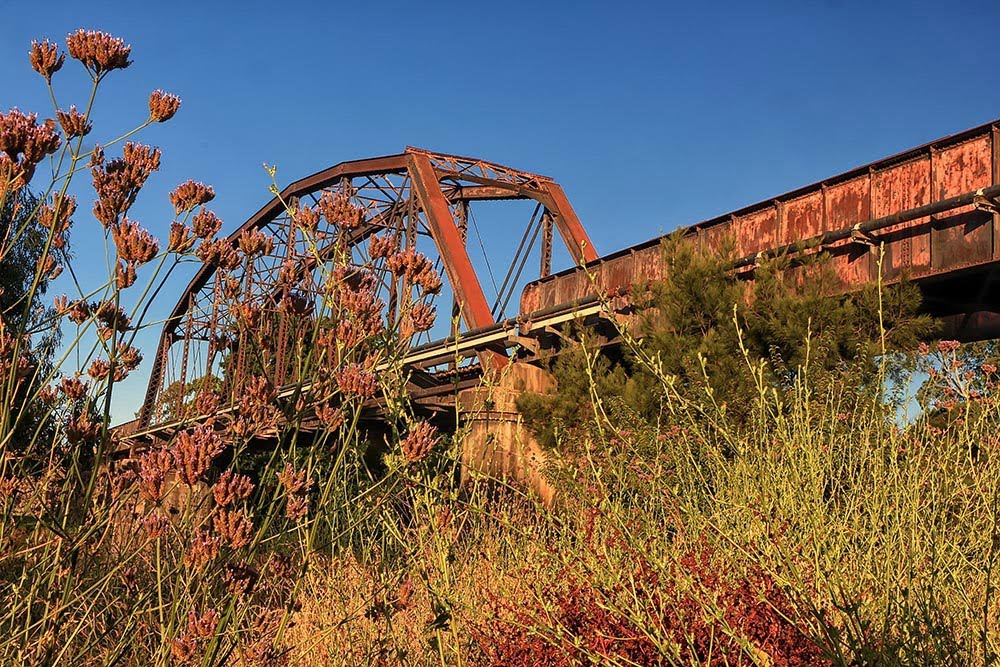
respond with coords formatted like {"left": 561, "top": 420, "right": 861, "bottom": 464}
{"left": 0, "top": 28, "right": 998, "bottom": 667}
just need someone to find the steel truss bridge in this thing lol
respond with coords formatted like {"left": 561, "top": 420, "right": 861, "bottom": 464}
{"left": 116, "top": 119, "right": 1000, "bottom": 452}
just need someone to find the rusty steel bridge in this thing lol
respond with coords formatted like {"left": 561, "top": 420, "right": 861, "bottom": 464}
{"left": 116, "top": 119, "right": 1000, "bottom": 452}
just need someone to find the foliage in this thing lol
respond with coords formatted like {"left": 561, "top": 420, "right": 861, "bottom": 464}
{"left": 519, "top": 232, "right": 936, "bottom": 446}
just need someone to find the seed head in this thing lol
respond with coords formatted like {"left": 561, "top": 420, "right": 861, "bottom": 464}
{"left": 212, "top": 470, "right": 254, "bottom": 507}
{"left": 138, "top": 449, "right": 172, "bottom": 502}
{"left": 286, "top": 495, "right": 309, "bottom": 521}
{"left": 168, "top": 222, "right": 196, "bottom": 253}
{"left": 191, "top": 208, "right": 222, "bottom": 239}
{"left": 187, "top": 609, "right": 220, "bottom": 639}
{"left": 169, "top": 180, "right": 215, "bottom": 214}
{"left": 66, "top": 411, "right": 101, "bottom": 445}
{"left": 334, "top": 362, "right": 378, "bottom": 399}
{"left": 148, "top": 89, "right": 181, "bottom": 122}
{"left": 112, "top": 217, "right": 159, "bottom": 265}
{"left": 59, "top": 376, "right": 88, "bottom": 400}
{"left": 172, "top": 425, "right": 224, "bottom": 486}
{"left": 277, "top": 463, "right": 308, "bottom": 496}
{"left": 143, "top": 512, "right": 170, "bottom": 539}
{"left": 318, "top": 191, "right": 365, "bottom": 229}
{"left": 183, "top": 529, "right": 220, "bottom": 570}
{"left": 29, "top": 40, "right": 65, "bottom": 82}
{"left": 401, "top": 421, "right": 438, "bottom": 463}
{"left": 56, "top": 106, "right": 90, "bottom": 138}
{"left": 213, "top": 508, "right": 253, "bottom": 548}
{"left": 65, "top": 29, "right": 131, "bottom": 76}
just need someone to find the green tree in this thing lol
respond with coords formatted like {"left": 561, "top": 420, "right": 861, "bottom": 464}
{"left": 519, "top": 233, "right": 936, "bottom": 446}
{"left": 0, "top": 187, "right": 63, "bottom": 450}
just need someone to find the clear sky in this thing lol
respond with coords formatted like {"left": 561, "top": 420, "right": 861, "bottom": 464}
{"left": 4, "top": 0, "right": 999, "bottom": 422}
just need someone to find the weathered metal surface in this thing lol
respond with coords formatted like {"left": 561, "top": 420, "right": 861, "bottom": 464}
{"left": 127, "top": 119, "right": 1000, "bottom": 450}
{"left": 523, "top": 119, "right": 1000, "bottom": 316}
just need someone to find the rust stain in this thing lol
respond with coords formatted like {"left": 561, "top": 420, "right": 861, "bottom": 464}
{"left": 734, "top": 208, "right": 777, "bottom": 257}
{"left": 932, "top": 137, "right": 993, "bottom": 269}
{"left": 874, "top": 157, "right": 931, "bottom": 278}
{"left": 783, "top": 191, "right": 824, "bottom": 243}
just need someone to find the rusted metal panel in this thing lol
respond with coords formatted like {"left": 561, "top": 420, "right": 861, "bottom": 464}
{"left": 782, "top": 190, "right": 825, "bottom": 244}
{"left": 540, "top": 182, "right": 599, "bottom": 265}
{"left": 734, "top": 208, "right": 778, "bottom": 257}
{"left": 873, "top": 156, "right": 932, "bottom": 279}
{"left": 699, "top": 219, "right": 733, "bottom": 255}
{"left": 825, "top": 176, "right": 873, "bottom": 285}
{"left": 931, "top": 137, "right": 993, "bottom": 270}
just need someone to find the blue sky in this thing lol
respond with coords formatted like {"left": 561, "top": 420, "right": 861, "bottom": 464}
{"left": 4, "top": 0, "right": 999, "bottom": 421}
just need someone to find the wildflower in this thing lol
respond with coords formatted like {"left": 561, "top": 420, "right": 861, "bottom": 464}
{"left": 65, "top": 29, "right": 131, "bottom": 76}
{"left": 292, "top": 204, "right": 320, "bottom": 231}
{"left": 91, "top": 143, "right": 161, "bottom": 227}
{"left": 191, "top": 208, "right": 222, "bottom": 239}
{"left": 168, "top": 222, "right": 195, "bottom": 253}
{"left": 224, "top": 562, "right": 258, "bottom": 596}
{"left": 112, "top": 218, "right": 159, "bottom": 265}
{"left": 401, "top": 421, "right": 438, "bottom": 462}
{"left": 238, "top": 229, "right": 274, "bottom": 257}
{"left": 169, "top": 180, "right": 215, "bottom": 214}
{"left": 222, "top": 276, "right": 242, "bottom": 299}
{"left": 56, "top": 106, "right": 90, "bottom": 138}
{"left": 386, "top": 248, "right": 443, "bottom": 295}
{"left": 212, "top": 470, "right": 254, "bottom": 507}
{"left": 67, "top": 299, "right": 91, "bottom": 324}
{"left": 335, "top": 362, "right": 378, "bottom": 398}
{"left": 38, "top": 254, "right": 61, "bottom": 279}
{"left": 170, "top": 635, "right": 197, "bottom": 663}
{"left": 116, "top": 342, "right": 143, "bottom": 375}
{"left": 194, "top": 389, "right": 220, "bottom": 416}
{"left": 285, "top": 495, "right": 309, "bottom": 521}
{"left": 187, "top": 609, "right": 220, "bottom": 639}
{"left": 277, "top": 463, "right": 307, "bottom": 495}
{"left": 38, "top": 384, "right": 59, "bottom": 406}
{"left": 66, "top": 411, "right": 101, "bottom": 445}
{"left": 368, "top": 233, "right": 396, "bottom": 259}
{"left": 143, "top": 512, "right": 170, "bottom": 539}
{"left": 405, "top": 302, "right": 436, "bottom": 334}
{"left": 138, "top": 449, "right": 172, "bottom": 502}
{"left": 318, "top": 191, "right": 366, "bottom": 229}
{"left": 196, "top": 237, "right": 240, "bottom": 269}
{"left": 94, "top": 300, "right": 131, "bottom": 330}
{"left": 213, "top": 508, "right": 253, "bottom": 548}
{"left": 172, "top": 425, "right": 224, "bottom": 485}
{"left": 59, "top": 376, "right": 88, "bottom": 400}
{"left": 233, "top": 376, "right": 278, "bottom": 437}
{"left": 29, "top": 39, "right": 64, "bottom": 82}
{"left": 983, "top": 363, "right": 997, "bottom": 375}
{"left": 235, "top": 303, "right": 261, "bottom": 329}
{"left": 115, "top": 260, "right": 136, "bottom": 289}
{"left": 278, "top": 292, "right": 311, "bottom": 316}
{"left": 0, "top": 109, "right": 61, "bottom": 185}
{"left": 87, "top": 358, "right": 111, "bottom": 381}
{"left": 316, "top": 404, "right": 344, "bottom": 429}
{"left": 183, "top": 530, "right": 220, "bottom": 570}
{"left": 937, "top": 339, "right": 961, "bottom": 354}
{"left": 148, "top": 89, "right": 180, "bottom": 122}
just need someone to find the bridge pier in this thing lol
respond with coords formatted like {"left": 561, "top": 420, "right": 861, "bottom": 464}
{"left": 457, "top": 362, "right": 557, "bottom": 506}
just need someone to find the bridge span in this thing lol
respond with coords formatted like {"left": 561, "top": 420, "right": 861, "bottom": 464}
{"left": 116, "top": 119, "right": 1000, "bottom": 465}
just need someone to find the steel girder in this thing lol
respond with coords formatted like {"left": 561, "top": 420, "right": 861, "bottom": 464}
{"left": 137, "top": 148, "right": 596, "bottom": 429}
